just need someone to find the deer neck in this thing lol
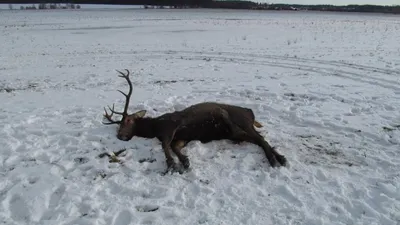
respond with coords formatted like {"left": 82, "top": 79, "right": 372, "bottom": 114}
{"left": 134, "top": 117, "right": 158, "bottom": 138}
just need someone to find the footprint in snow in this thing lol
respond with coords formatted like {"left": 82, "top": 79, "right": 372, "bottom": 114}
{"left": 350, "top": 107, "right": 361, "bottom": 114}
{"left": 40, "top": 184, "right": 67, "bottom": 220}
{"left": 113, "top": 210, "right": 134, "bottom": 225}
{"left": 210, "top": 198, "right": 225, "bottom": 211}
{"left": 48, "top": 184, "right": 66, "bottom": 209}
{"left": 275, "top": 185, "right": 303, "bottom": 207}
{"left": 135, "top": 205, "right": 159, "bottom": 212}
{"left": 74, "top": 157, "right": 90, "bottom": 164}
{"left": 9, "top": 194, "right": 31, "bottom": 222}
{"left": 383, "top": 104, "right": 395, "bottom": 111}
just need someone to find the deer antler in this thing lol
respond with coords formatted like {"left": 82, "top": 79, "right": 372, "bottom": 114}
{"left": 116, "top": 69, "right": 133, "bottom": 117}
{"left": 102, "top": 69, "right": 133, "bottom": 125}
{"left": 102, "top": 104, "right": 121, "bottom": 125}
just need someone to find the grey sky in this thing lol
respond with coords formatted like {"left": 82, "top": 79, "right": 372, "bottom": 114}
{"left": 257, "top": 0, "right": 400, "bottom": 5}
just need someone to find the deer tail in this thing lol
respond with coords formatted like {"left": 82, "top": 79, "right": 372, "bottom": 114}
{"left": 253, "top": 120, "right": 263, "bottom": 128}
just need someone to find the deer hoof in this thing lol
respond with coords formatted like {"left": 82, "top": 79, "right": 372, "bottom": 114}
{"left": 276, "top": 155, "right": 288, "bottom": 167}
{"left": 268, "top": 156, "right": 279, "bottom": 168}
{"left": 165, "top": 161, "right": 184, "bottom": 175}
{"left": 166, "top": 158, "right": 175, "bottom": 167}
{"left": 182, "top": 157, "right": 190, "bottom": 169}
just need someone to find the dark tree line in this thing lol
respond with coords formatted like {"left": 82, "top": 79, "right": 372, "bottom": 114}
{"left": 204, "top": 1, "right": 400, "bottom": 14}
{"left": 2, "top": 0, "right": 399, "bottom": 14}
{"left": 269, "top": 4, "right": 400, "bottom": 14}
{"left": 202, "top": 0, "right": 257, "bottom": 9}
{"left": 0, "top": 0, "right": 212, "bottom": 6}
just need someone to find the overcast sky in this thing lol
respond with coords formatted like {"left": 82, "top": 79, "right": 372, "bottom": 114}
{"left": 258, "top": 0, "right": 399, "bottom": 5}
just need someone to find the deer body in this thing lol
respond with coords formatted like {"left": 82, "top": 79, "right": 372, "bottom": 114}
{"left": 103, "top": 70, "right": 287, "bottom": 174}
{"left": 132, "top": 102, "right": 251, "bottom": 143}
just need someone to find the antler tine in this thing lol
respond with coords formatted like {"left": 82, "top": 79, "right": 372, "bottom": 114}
{"left": 102, "top": 103, "right": 121, "bottom": 125}
{"left": 107, "top": 104, "right": 124, "bottom": 115}
{"left": 115, "top": 69, "right": 133, "bottom": 116}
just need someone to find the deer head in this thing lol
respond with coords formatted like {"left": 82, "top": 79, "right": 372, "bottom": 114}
{"left": 102, "top": 69, "right": 147, "bottom": 141}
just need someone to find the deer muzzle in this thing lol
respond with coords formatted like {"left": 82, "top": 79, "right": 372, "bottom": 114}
{"left": 117, "top": 133, "right": 130, "bottom": 141}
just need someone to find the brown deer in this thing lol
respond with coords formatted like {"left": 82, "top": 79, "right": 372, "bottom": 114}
{"left": 102, "top": 69, "right": 287, "bottom": 174}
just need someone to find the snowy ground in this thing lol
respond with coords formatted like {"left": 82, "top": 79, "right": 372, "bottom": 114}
{"left": 1, "top": 8, "right": 400, "bottom": 225}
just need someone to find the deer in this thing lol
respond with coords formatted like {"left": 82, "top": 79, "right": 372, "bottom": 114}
{"left": 102, "top": 69, "right": 288, "bottom": 174}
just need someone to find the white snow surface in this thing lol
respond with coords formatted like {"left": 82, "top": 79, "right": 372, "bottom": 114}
{"left": 1, "top": 8, "right": 400, "bottom": 225}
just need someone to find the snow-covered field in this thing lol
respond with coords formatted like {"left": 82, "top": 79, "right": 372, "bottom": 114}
{"left": 1, "top": 8, "right": 400, "bottom": 225}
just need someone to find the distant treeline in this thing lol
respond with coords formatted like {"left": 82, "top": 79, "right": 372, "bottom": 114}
{"left": 2, "top": 0, "right": 400, "bottom": 14}
{"left": 201, "top": 1, "right": 400, "bottom": 14}
{"left": 0, "top": 0, "right": 212, "bottom": 6}
{"left": 252, "top": 3, "right": 400, "bottom": 14}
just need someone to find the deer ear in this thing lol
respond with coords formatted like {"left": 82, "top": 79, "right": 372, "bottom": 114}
{"left": 133, "top": 110, "right": 146, "bottom": 118}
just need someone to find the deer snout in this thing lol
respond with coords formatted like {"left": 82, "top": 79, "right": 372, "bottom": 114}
{"left": 117, "top": 133, "right": 130, "bottom": 141}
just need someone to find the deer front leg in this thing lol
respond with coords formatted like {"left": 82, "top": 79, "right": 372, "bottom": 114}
{"left": 171, "top": 140, "right": 190, "bottom": 169}
{"left": 161, "top": 141, "right": 178, "bottom": 171}
{"left": 161, "top": 133, "right": 184, "bottom": 174}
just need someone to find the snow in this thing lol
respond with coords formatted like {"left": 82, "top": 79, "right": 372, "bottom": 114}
{"left": 1, "top": 8, "right": 400, "bottom": 225}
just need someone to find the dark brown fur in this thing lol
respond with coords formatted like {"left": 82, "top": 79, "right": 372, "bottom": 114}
{"left": 103, "top": 70, "right": 287, "bottom": 173}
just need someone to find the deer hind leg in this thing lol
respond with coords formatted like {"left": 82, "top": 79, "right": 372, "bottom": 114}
{"left": 213, "top": 108, "right": 248, "bottom": 136}
{"left": 171, "top": 140, "right": 190, "bottom": 169}
{"left": 227, "top": 120, "right": 285, "bottom": 166}
{"left": 213, "top": 108, "right": 281, "bottom": 167}
{"left": 242, "top": 127, "right": 287, "bottom": 167}
{"left": 242, "top": 134, "right": 280, "bottom": 167}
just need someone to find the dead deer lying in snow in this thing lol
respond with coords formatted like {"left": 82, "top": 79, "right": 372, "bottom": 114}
{"left": 103, "top": 69, "right": 287, "bottom": 173}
